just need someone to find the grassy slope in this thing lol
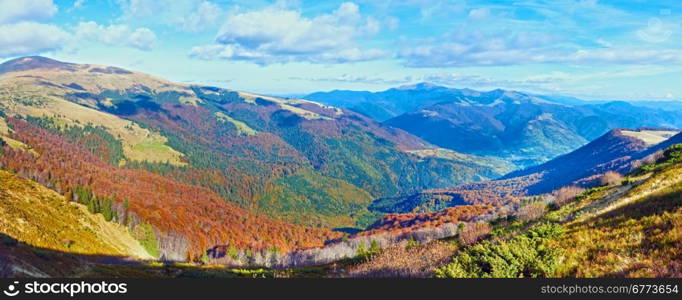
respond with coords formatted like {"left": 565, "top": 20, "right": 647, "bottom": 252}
{"left": 0, "top": 169, "right": 151, "bottom": 259}
{"left": 621, "top": 130, "right": 679, "bottom": 146}
{"left": 335, "top": 145, "right": 682, "bottom": 278}
{"left": 432, "top": 146, "right": 682, "bottom": 278}
{"left": 0, "top": 85, "right": 185, "bottom": 166}
{"left": 548, "top": 163, "right": 682, "bottom": 277}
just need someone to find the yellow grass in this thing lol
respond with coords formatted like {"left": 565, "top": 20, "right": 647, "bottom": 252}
{"left": 214, "top": 112, "right": 257, "bottom": 136}
{"left": 237, "top": 91, "right": 332, "bottom": 120}
{"left": 551, "top": 163, "right": 682, "bottom": 277}
{"left": 0, "top": 62, "right": 201, "bottom": 102}
{"left": 621, "top": 130, "right": 680, "bottom": 146}
{"left": 0, "top": 116, "right": 9, "bottom": 134}
{"left": 405, "top": 148, "right": 515, "bottom": 175}
{"left": 0, "top": 170, "right": 152, "bottom": 259}
{"left": 1, "top": 136, "right": 39, "bottom": 156}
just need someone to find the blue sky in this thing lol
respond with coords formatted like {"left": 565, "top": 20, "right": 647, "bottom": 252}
{"left": 1, "top": 0, "right": 682, "bottom": 100}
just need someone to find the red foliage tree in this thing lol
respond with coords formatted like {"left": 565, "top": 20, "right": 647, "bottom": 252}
{"left": 0, "top": 118, "right": 339, "bottom": 261}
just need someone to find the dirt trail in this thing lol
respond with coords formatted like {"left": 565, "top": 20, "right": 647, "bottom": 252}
{"left": 578, "top": 166, "right": 682, "bottom": 222}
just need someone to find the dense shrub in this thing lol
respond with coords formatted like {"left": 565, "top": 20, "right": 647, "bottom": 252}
{"left": 356, "top": 240, "right": 381, "bottom": 261}
{"left": 360, "top": 205, "right": 494, "bottom": 237}
{"left": 0, "top": 261, "right": 11, "bottom": 277}
{"left": 435, "top": 223, "right": 564, "bottom": 278}
{"left": 23, "top": 115, "right": 125, "bottom": 165}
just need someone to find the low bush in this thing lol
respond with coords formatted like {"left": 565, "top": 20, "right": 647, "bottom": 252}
{"left": 435, "top": 223, "right": 564, "bottom": 278}
{"left": 636, "top": 144, "right": 682, "bottom": 174}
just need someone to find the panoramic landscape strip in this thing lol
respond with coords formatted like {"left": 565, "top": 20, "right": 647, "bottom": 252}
{"left": 0, "top": 0, "right": 681, "bottom": 289}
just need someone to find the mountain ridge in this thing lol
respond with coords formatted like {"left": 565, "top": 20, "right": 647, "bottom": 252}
{"left": 304, "top": 83, "right": 682, "bottom": 168}
{"left": 0, "top": 56, "right": 510, "bottom": 263}
{"left": 371, "top": 128, "right": 681, "bottom": 214}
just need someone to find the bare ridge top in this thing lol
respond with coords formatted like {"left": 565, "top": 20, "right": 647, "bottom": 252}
{"left": 0, "top": 56, "right": 77, "bottom": 75}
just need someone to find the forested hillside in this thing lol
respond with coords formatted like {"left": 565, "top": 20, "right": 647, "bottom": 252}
{"left": 0, "top": 57, "right": 508, "bottom": 229}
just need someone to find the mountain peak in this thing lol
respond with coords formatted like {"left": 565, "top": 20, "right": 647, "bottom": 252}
{"left": 0, "top": 56, "right": 76, "bottom": 75}
{"left": 600, "top": 101, "right": 634, "bottom": 109}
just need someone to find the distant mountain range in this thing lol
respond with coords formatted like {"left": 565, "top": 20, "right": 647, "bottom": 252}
{"left": 305, "top": 84, "right": 682, "bottom": 168}
{"left": 305, "top": 83, "right": 488, "bottom": 122}
{"left": 371, "top": 128, "right": 682, "bottom": 214}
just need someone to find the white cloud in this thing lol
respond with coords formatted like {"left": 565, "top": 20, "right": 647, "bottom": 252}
{"left": 0, "top": 0, "right": 58, "bottom": 24}
{"left": 365, "top": 17, "right": 381, "bottom": 35}
{"left": 0, "top": 22, "right": 68, "bottom": 57}
{"left": 417, "top": 0, "right": 466, "bottom": 19}
{"left": 72, "top": 0, "right": 86, "bottom": 9}
{"left": 468, "top": 8, "right": 490, "bottom": 20}
{"left": 116, "top": 0, "right": 223, "bottom": 32}
{"left": 399, "top": 30, "right": 682, "bottom": 67}
{"left": 178, "top": 1, "right": 222, "bottom": 32}
{"left": 385, "top": 16, "right": 400, "bottom": 31}
{"left": 116, "top": 0, "right": 158, "bottom": 18}
{"left": 292, "top": 72, "right": 558, "bottom": 89}
{"left": 74, "top": 21, "right": 157, "bottom": 51}
{"left": 562, "top": 49, "right": 682, "bottom": 64}
{"left": 190, "top": 2, "right": 385, "bottom": 64}
{"left": 0, "top": 0, "right": 155, "bottom": 57}
{"left": 290, "top": 74, "right": 413, "bottom": 85}
{"left": 419, "top": 73, "right": 556, "bottom": 88}
{"left": 637, "top": 18, "right": 673, "bottom": 43}
{"left": 128, "top": 28, "right": 157, "bottom": 50}
{"left": 0, "top": 0, "right": 65, "bottom": 57}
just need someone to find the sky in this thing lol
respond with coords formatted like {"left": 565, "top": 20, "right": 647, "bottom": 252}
{"left": 1, "top": 0, "right": 682, "bottom": 100}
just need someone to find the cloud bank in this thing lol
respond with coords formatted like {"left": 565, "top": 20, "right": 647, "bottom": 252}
{"left": 190, "top": 2, "right": 386, "bottom": 64}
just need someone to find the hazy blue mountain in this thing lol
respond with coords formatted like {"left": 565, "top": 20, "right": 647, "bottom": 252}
{"left": 388, "top": 100, "right": 682, "bottom": 167}
{"left": 304, "top": 83, "right": 682, "bottom": 168}
{"left": 629, "top": 100, "right": 682, "bottom": 112}
{"left": 304, "top": 83, "right": 488, "bottom": 121}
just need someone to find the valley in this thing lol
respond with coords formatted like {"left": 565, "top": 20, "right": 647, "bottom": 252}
{"left": 0, "top": 56, "right": 681, "bottom": 278}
